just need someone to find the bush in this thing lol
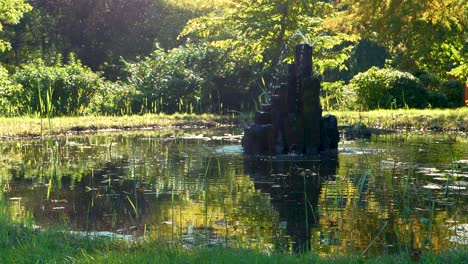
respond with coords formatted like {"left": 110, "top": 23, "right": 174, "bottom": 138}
{"left": 347, "top": 67, "right": 428, "bottom": 110}
{"left": 13, "top": 55, "right": 104, "bottom": 116}
{"left": 0, "top": 65, "right": 23, "bottom": 116}
{"left": 124, "top": 43, "right": 262, "bottom": 114}
{"left": 428, "top": 92, "right": 449, "bottom": 108}
{"left": 125, "top": 44, "right": 221, "bottom": 114}
{"left": 87, "top": 81, "right": 141, "bottom": 115}
{"left": 321, "top": 81, "right": 356, "bottom": 111}
{"left": 415, "top": 72, "right": 464, "bottom": 108}
{"left": 440, "top": 79, "right": 464, "bottom": 108}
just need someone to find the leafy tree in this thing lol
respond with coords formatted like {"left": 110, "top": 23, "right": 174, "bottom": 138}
{"left": 339, "top": 0, "right": 467, "bottom": 81}
{"left": 179, "top": 0, "right": 357, "bottom": 112}
{"left": 181, "top": 0, "right": 355, "bottom": 76}
{"left": 1, "top": 6, "right": 60, "bottom": 67}
{"left": 2, "top": 0, "right": 226, "bottom": 79}
{"left": 0, "top": 0, "right": 31, "bottom": 52}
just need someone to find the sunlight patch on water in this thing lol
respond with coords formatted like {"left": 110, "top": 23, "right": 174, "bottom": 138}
{"left": 422, "top": 183, "right": 443, "bottom": 190}
{"left": 447, "top": 224, "right": 468, "bottom": 245}
{"left": 214, "top": 145, "right": 243, "bottom": 154}
{"left": 69, "top": 231, "right": 136, "bottom": 241}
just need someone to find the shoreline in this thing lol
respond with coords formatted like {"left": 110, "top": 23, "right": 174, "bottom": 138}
{"left": 0, "top": 109, "right": 466, "bottom": 140}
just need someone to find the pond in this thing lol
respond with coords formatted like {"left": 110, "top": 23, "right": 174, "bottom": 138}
{"left": 1, "top": 129, "right": 467, "bottom": 256}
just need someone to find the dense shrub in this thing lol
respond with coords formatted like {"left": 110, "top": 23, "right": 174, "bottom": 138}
{"left": 125, "top": 44, "right": 221, "bottom": 114}
{"left": 415, "top": 72, "right": 464, "bottom": 108}
{"left": 414, "top": 71, "right": 440, "bottom": 92}
{"left": 428, "top": 92, "right": 449, "bottom": 108}
{"left": 13, "top": 55, "right": 104, "bottom": 116}
{"left": 87, "top": 81, "right": 141, "bottom": 115}
{"left": 0, "top": 65, "right": 23, "bottom": 116}
{"left": 321, "top": 81, "right": 356, "bottom": 111}
{"left": 347, "top": 67, "right": 428, "bottom": 110}
{"left": 124, "top": 43, "right": 261, "bottom": 114}
{"left": 440, "top": 80, "right": 464, "bottom": 108}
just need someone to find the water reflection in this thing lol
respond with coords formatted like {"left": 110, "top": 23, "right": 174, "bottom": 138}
{"left": 245, "top": 154, "right": 338, "bottom": 252}
{"left": 0, "top": 131, "right": 467, "bottom": 256}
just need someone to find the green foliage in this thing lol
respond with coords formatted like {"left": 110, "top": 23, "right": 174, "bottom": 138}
{"left": 124, "top": 42, "right": 264, "bottom": 114}
{"left": 347, "top": 67, "right": 429, "bottom": 110}
{"left": 0, "top": 65, "right": 23, "bottom": 115}
{"left": 181, "top": 1, "right": 356, "bottom": 76}
{"left": 87, "top": 81, "right": 141, "bottom": 116}
{"left": 415, "top": 72, "right": 465, "bottom": 108}
{"left": 13, "top": 55, "right": 104, "bottom": 116}
{"left": 125, "top": 44, "right": 220, "bottom": 114}
{"left": 0, "top": 0, "right": 32, "bottom": 52}
{"left": 341, "top": 0, "right": 467, "bottom": 81}
{"left": 2, "top": 0, "right": 221, "bottom": 78}
{"left": 440, "top": 80, "right": 464, "bottom": 108}
{"left": 321, "top": 81, "right": 355, "bottom": 111}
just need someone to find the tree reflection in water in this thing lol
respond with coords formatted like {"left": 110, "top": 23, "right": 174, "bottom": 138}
{"left": 245, "top": 153, "right": 338, "bottom": 252}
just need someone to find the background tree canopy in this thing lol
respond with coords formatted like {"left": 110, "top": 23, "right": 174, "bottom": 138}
{"left": 0, "top": 0, "right": 466, "bottom": 116}
{"left": 337, "top": 0, "right": 467, "bottom": 80}
{"left": 0, "top": 0, "right": 31, "bottom": 52}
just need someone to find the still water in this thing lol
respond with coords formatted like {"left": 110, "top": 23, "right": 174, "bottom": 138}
{"left": 1, "top": 129, "right": 467, "bottom": 255}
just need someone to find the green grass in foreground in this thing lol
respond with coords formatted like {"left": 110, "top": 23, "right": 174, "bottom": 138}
{"left": 1, "top": 223, "right": 467, "bottom": 264}
{"left": 0, "top": 108, "right": 466, "bottom": 138}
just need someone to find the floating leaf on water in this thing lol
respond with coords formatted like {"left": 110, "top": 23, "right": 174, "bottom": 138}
{"left": 69, "top": 231, "right": 135, "bottom": 241}
{"left": 422, "top": 183, "right": 443, "bottom": 190}
{"left": 431, "top": 200, "right": 454, "bottom": 206}
{"left": 116, "top": 226, "right": 137, "bottom": 233}
{"left": 51, "top": 199, "right": 67, "bottom": 203}
{"left": 453, "top": 181, "right": 468, "bottom": 186}
{"left": 418, "top": 167, "right": 439, "bottom": 173}
{"left": 98, "top": 193, "right": 120, "bottom": 198}
{"left": 85, "top": 186, "right": 99, "bottom": 192}
{"left": 415, "top": 208, "right": 431, "bottom": 212}
{"left": 215, "top": 219, "right": 228, "bottom": 226}
{"left": 66, "top": 141, "right": 82, "bottom": 147}
{"left": 425, "top": 173, "right": 446, "bottom": 177}
{"left": 447, "top": 185, "right": 466, "bottom": 190}
{"left": 433, "top": 177, "right": 448, "bottom": 181}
